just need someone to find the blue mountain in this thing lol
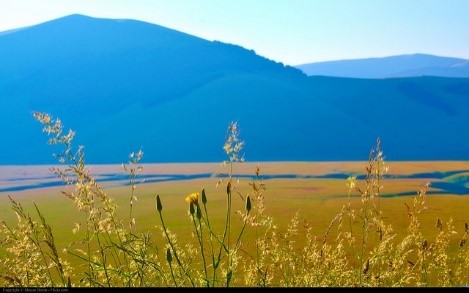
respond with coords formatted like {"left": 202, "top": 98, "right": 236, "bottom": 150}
{"left": 0, "top": 14, "right": 468, "bottom": 164}
{"left": 296, "top": 54, "right": 469, "bottom": 78}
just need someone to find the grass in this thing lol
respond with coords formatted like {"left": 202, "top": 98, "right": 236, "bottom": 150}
{"left": 2, "top": 177, "right": 468, "bottom": 257}
{"left": 0, "top": 112, "right": 468, "bottom": 287}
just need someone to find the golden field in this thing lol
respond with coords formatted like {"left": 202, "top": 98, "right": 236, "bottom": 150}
{"left": 1, "top": 161, "right": 468, "bottom": 249}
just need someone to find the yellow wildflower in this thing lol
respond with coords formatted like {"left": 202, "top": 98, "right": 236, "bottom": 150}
{"left": 185, "top": 192, "right": 199, "bottom": 205}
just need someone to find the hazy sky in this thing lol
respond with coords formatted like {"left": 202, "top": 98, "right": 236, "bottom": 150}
{"left": 1, "top": 0, "right": 469, "bottom": 65}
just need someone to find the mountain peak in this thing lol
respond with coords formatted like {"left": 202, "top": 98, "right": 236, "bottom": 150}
{"left": 48, "top": 13, "right": 148, "bottom": 26}
{"left": 59, "top": 13, "right": 92, "bottom": 19}
{"left": 35, "top": 13, "right": 102, "bottom": 27}
{"left": 295, "top": 53, "right": 469, "bottom": 78}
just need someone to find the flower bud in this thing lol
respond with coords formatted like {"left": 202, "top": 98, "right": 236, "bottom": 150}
{"left": 166, "top": 248, "right": 172, "bottom": 263}
{"left": 196, "top": 204, "right": 202, "bottom": 220}
{"left": 227, "top": 181, "right": 231, "bottom": 195}
{"left": 202, "top": 189, "right": 207, "bottom": 205}
{"left": 156, "top": 195, "right": 162, "bottom": 212}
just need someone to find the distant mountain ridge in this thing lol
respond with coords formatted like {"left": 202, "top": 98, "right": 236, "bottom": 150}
{"left": 295, "top": 54, "right": 469, "bottom": 78}
{"left": 0, "top": 14, "right": 468, "bottom": 164}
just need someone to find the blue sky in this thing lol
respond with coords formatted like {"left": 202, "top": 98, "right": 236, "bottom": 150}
{"left": 1, "top": 0, "right": 469, "bottom": 65}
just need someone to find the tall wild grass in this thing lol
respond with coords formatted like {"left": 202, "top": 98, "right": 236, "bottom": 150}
{"left": 0, "top": 112, "right": 467, "bottom": 287}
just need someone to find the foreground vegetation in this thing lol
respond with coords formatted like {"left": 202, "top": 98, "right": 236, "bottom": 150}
{"left": 0, "top": 112, "right": 468, "bottom": 287}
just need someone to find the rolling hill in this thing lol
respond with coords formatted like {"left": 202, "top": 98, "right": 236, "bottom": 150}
{"left": 295, "top": 54, "right": 469, "bottom": 78}
{"left": 0, "top": 14, "right": 468, "bottom": 164}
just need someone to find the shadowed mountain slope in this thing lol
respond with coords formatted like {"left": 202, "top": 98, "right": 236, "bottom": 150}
{"left": 0, "top": 15, "right": 468, "bottom": 164}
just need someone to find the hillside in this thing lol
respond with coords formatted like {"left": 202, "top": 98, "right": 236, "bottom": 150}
{"left": 0, "top": 15, "right": 468, "bottom": 164}
{"left": 296, "top": 54, "right": 469, "bottom": 78}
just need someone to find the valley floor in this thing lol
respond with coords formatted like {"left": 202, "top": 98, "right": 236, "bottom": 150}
{"left": 1, "top": 161, "right": 468, "bottom": 196}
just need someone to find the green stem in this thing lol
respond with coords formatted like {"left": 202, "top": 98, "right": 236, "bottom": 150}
{"left": 168, "top": 261, "right": 178, "bottom": 287}
{"left": 201, "top": 198, "right": 219, "bottom": 286}
{"left": 158, "top": 209, "right": 195, "bottom": 287}
{"left": 191, "top": 213, "right": 209, "bottom": 287}
{"left": 235, "top": 213, "right": 249, "bottom": 248}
